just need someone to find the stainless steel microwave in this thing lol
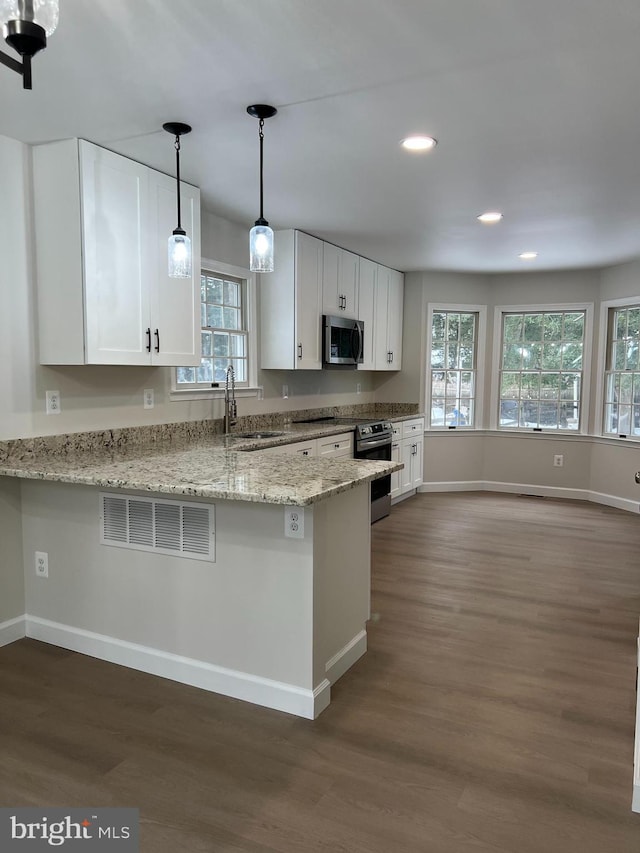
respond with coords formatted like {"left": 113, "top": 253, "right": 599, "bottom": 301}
{"left": 322, "top": 315, "right": 364, "bottom": 366}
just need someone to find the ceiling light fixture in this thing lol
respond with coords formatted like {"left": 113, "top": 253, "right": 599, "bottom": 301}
{"left": 519, "top": 252, "right": 538, "bottom": 260}
{"left": 0, "top": 0, "right": 58, "bottom": 89}
{"left": 163, "top": 122, "right": 193, "bottom": 279}
{"left": 477, "top": 211, "right": 503, "bottom": 224}
{"left": 400, "top": 135, "right": 437, "bottom": 151}
{"left": 247, "top": 104, "right": 277, "bottom": 273}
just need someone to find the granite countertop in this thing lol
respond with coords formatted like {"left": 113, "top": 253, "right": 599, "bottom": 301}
{"left": 0, "top": 408, "right": 422, "bottom": 506}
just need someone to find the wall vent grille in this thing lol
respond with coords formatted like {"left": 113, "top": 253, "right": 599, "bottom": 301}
{"left": 100, "top": 493, "right": 215, "bottom": 562}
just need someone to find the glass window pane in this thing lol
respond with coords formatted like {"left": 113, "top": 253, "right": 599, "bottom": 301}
{"left": 230, "top": 334, "right": 246, "bottom": 357}
{"left": 196, "top": 359, "right": 213, "bottom": 383}
{"left": 626, "top": 343, "right": 639, "bottom": 370}
{"left": 224, "top": 280, "right": 239, "bottom": 307}
{"left": 562, "top": 343, "right": 583, "bottom": 370}
{"left": 613, "top": 341, "right": 625, "bottom": 370}
{"left": 500, "top": 399, "right": 519, "bottom": 424}
{"left": 540, "top": 374, "right": 560, "bottom": 399}
{"left": 521, "top": 374, "right": 540, "bottom": 396}
{"left": 503, "top": 315, "right": 523, "bottom": 342}
{"left": 543, "top": 314, "right": 563, "bottom": 341}
{"left": 501, "top": 372, "right": 520, "bottom": 397}
{"left": 541, "top": 342, "right": 562, "bottom": 369}
{"left": 445, "top": 371, "right": 459, "bottom": 397}
{"left": 177, "top": 367, "right": 196, "bottom": 384}
{"left": 460, "top": 372, "right": 474, "bottom": 397}
{"left": 201, "top": 331, "right": 212, "bottom": 357}
{"left": 431, "top": 345, "right": 445, "bottom": 368}
{"left": 223, "top": 307, "right": 240, "bottom": 330}
{"left": 431, "top": 398, "right": 445, "bottom": 425}
{"left": 206, "top": 305, "right": 224, "bottom": 328}
{"left": 459, "top": 314, "right": 476, "bottom": 343}
{"left": 200, "top": 276, "right": 207, "bottom": 303}
{"left": 206, "top": 277, "right": 223, "bottom": 303}
{"left": 459, "top": 345, "right": 474, "bottom": 369}
{"left": 446, "top": 314, "right": 460, "bottom": 341}
{"left": 628, "top": 308, "right": 640, "bottom": 337}
{"left": 446, "top": 342, "right": 459, "bottom": 368}
{"left": 619, "top": 373, "right": 633, "bottom": 403}
{"left": 502, "top": 343, "right": 522, "bottom": 370}
{"left": 200, "top": 303, "right": 207, "bottom": 327}
{"left": 615, "top": 310, "right": 627, "bottom": 341}
{"left": 564, "top": 312, "right": 584, "bottom": 341}
{"left": 524, "top": 314, "right": 543, "bottom": 342}
{"left": 432, "top": 313, "right": 446, "bottom": 341}
{"left": 231, "top": 358, "right": 246, "bottom": 382}
{"left": 213, "top": 332, "right": 229, "bottom": 356}
{"left": 521, "top": 343, "right": 541, "bottom": 369}
{"left": 213, "top": 358, "right": 230, "bottom": 381}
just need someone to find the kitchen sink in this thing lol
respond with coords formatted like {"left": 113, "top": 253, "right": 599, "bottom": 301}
{"left": 234, "top": 431, "right": 286, "bottom": 439}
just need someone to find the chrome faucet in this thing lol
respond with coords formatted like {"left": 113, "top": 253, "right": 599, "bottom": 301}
{"left": 224, "top": 364, "right": 237, "bottom": 434}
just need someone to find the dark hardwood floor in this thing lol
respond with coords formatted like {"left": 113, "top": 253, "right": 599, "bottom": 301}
{"left": 1, "top": 492, "right": 640, "bottom": 852}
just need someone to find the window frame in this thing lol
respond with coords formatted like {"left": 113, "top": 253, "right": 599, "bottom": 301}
{"left": 171, "top": 258, "right": 259, "bottom": 400}
{"left": 490, "top": 302, "right": 594, "bottom": 433}
{"left": 425, "top": 303, "right": 487, "bottom": 431}
{"left": 596, "top": 295, "right": 640, "bottom": 440}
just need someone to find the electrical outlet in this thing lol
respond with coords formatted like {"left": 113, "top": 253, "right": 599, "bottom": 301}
{"left": 282, "top": 385, "right": 289, "bottom": 399}
{"left": 143, "top": 388, "right": 154, "bottom": 409}
{"left": 356, "top": 382, "right": 362, "bottom": 394}
{"left": 284, "top": 506, "right": 304, "bottom": 539}
{"left": 35, "top": 551, "right": 48, "bottom": 578}
{"left": 553, "top": 454, "right": 564, "bottom": 467}
{"left": 45, "top": 390, "right": 61, "bottom": 415}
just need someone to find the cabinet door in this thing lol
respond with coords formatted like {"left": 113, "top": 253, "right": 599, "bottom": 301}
{"left": 295, "top": 232, "right": 323, "bottom": 369}
{"left": 387, "top": 268, "right": 404, "bottom": 369}
{"left": 411, "top": 437, "right": 424, "bottom": 489}
{"left": 80, "top": 141, "right": 151, "bottom": 365}
{"left": 322, "top": 242, "right": 340, "bottom": 315}
{"left": 373, "top": 265, "right": 391, "bottom": 369}
{"left": 358, "top": 257, "right": 376, "bottom": 370}
{"left": 400, "top": 439, "right": 413, "bottom": 493}
{"left": 338, "top": 249, "right": 359, "bottom": 318}
{"left": 390, "top": 439, "right": 402, "bottom": 499}
{"left": 149, "top": 172, "right": 201, "bottom": 367}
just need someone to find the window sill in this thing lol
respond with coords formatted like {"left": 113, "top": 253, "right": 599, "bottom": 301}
{"left": 170, "top": 387, "right": 263, "bottom": 402}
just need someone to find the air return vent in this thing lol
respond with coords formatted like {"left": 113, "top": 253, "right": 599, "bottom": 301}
{"left": 100, "top": 493, "right": 215, "bottom": 562}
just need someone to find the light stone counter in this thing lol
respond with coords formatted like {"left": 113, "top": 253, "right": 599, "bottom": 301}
{"left": 0, "top": 414, "right": 414, "bottom": 506}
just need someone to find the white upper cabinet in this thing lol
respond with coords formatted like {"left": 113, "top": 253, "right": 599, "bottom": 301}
{"left": 322, "top": 243, "right": 359, "bottom": 318}
{"left": 357, "top": 257, "right": 377, "bottom": 371}
{"left": 373, "top": 264, "right": 404, "bottom": 370}
{"left": 33, "top": 138, "right": 201, "bottom": 366}
{"left": 260, "top": 230, "right": 323, "bottom": 370}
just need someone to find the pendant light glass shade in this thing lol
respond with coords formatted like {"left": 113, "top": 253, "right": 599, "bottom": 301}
{"left": 168, "top": 230, "right": 192, "bottom": 278}
{"left": 249, "top": 222, "right": 274, "bottom": 273}
{"left": 163, "top": 122, "right": 192, "bottom": 279}
{"left": 0, "top": 0, "right": 59, "bottom": 36}
{"left": 247, "top": 104, "right": 277, "bottom": 274}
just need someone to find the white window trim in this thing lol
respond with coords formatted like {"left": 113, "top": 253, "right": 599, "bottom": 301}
{"left": 425, "top": 303, "right": 487, "bottom": 431}
{"left": 490, "top": 301, "right": 594, "bottom": 433}
{"left": 170, "top": 258, "right": 261, "bottom": 401}
{"left": 595, "top": 294, "right": 640, "bottom": 441}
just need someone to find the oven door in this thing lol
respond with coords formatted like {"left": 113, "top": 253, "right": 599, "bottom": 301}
{"left": 355, "top": 435, "right": 392, "bottom": 503}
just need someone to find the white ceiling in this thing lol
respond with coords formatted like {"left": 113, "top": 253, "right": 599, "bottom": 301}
{"left": 3, "top": 0, "right": 640, "bottom": 273}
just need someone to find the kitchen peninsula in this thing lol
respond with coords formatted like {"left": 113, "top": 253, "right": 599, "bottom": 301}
{"left": 0, "top": 415, "right": 405, "bottom": 719}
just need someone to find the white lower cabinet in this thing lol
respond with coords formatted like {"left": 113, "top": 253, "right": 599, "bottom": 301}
{"left": 392, "top": 418, "right": 424, "bottom": 502}
{"left": 256, "top": 432, "right": 353, "bottom": 459}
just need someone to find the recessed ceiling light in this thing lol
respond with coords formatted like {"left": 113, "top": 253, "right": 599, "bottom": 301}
{"left": 519, "top": 252, "right": 538, "bottom": 260}
{"left": 477, "top": 211, "right": 503, "bottom": 224}
{"left": 400, "top": 135, "right": 437, "bottom": 151}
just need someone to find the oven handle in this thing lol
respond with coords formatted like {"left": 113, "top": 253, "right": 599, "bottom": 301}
{"left": 356, "top": 436, "right": 392, "bottom": 451}
{"left": 351, "top": 322, "right": 363, "bottom": 363}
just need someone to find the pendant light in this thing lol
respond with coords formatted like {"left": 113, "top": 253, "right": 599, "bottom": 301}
{"left": 247, "top": 104, "right": 277, "bottom": 273}
{"left": 0, "top": 0, "right": 59, "bottom": 89}
{"left": 163, "top": 121, "right": 192, "bottom": 279}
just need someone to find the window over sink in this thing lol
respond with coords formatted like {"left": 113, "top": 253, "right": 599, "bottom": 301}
{"left": 173, "top": 258, "right": 257, "bottom": 393}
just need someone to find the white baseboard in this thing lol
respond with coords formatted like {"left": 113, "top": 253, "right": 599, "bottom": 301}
{"left": 419, "top": 481, "right": 640, "bottom": 513}
{"left": 25, "top": 615, "right": 330, "bottom": 720}
{"left": 325, "top": 629, "right": 367, "bottom": 684}
{"left": 0, "top": 615, "right": 26, "bottom": 647}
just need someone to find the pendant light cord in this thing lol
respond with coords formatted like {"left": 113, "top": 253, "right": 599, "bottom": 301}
{"left": 174, "top": 135, "right": 182, "bottom": 231}
{"left": 258, "top": 118, "right": 265, "bottom": 222}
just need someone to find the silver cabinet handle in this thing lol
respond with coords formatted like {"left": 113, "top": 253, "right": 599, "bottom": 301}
{"left": 297, "top": 343, "right": 303, "bottom": 359}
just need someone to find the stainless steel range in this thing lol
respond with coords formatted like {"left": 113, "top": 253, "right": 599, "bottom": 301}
{"left": 294, "top": 416, "right": 393, "bottom": 522}
{"left": 353, "top": 421, "right": 393, "bottom": 522}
